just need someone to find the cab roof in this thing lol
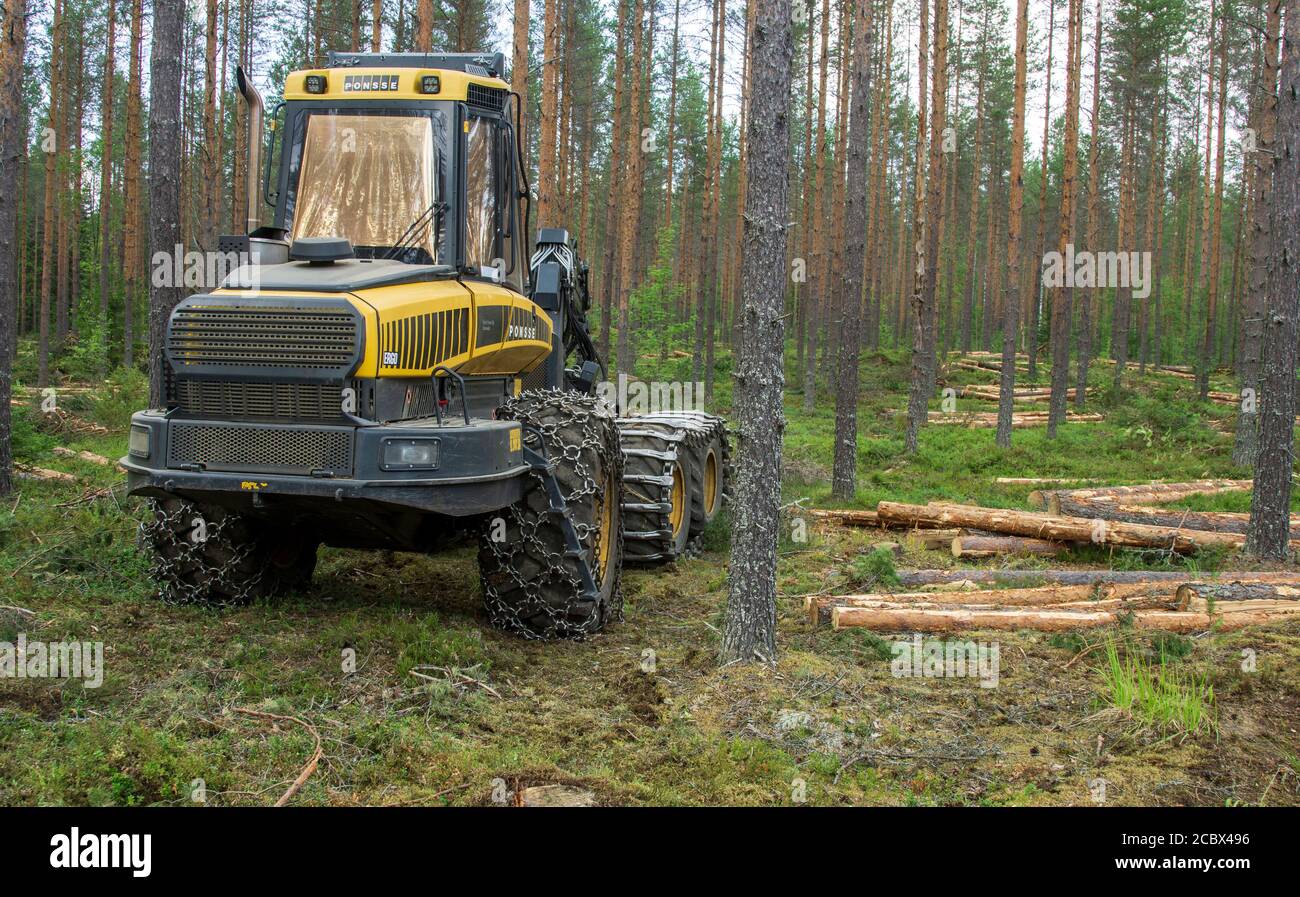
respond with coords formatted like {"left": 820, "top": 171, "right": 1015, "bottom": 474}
{"left": 284, "top": 51, "right": 511, "bottom": 102}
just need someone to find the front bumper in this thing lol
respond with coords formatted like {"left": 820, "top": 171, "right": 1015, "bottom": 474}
{"left": 122, "top": 410, "right": 527, "bottom": 518}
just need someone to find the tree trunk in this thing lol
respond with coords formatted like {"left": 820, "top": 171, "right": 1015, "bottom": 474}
{"left": 147, "top": 0, "right": 186, "bottom": 406}
{"left": 1198, "top": 7, "right": 1229, "bottom": 400}
{"left": 801, "top": 0, "right": 830, "bottom": 414}
{"left": 1235, "top": 0, "right": 1282, "bottom": 467}
{"left": 1075, "top": 0, "right": 1102, "bottom": 405}
{"left": 0, "top": 0, "right": 28, "bottom": 494}
{"left": 122, "top": 0, "right": 145, "bottom": 369}
{"left": 997, "top": 0, "right": 1030, "bottom": 448}
{"left": 415, "top": 0, "right": 433, "bottom": 52}
{"left": 1047, "top": 0, "right": 1081, "bottom": 437}
{"left": 905, "top": 0, "right": 947, "bottom": 454}
{"left": 720, "top": 0, "right": 792, "bottom": 666}
{"left": 1247, "top": 0, "right": 1300, "bottom": 560}
{"left": 96, "top": 0, "right": 117, "bottom": 376}
{"left": 614, "top": 0, "right": 645, "bottom": 376}
{"left": 1027, "top": 0, "right": 1056, "bottom": 380}
{"left": 830, "top": 0, "right": 877, "bottom": 499}
{"left": 537, "top": 0, "right": 561, "bottom": 228}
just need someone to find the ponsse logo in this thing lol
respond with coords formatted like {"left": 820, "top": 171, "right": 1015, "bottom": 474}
{"left": 509, "top": 321, "right": 539, "bottom": 341}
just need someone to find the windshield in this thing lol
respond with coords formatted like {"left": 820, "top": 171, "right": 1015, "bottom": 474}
{"left": 289, "top": 110, "right": 441, "bottom": 262}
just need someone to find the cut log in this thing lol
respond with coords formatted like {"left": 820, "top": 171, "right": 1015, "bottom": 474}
{"left": 14, "top": 464, "right": 77, "bottom": 483}
{"left": 898, "top": 569, "right": 1300, "bottom": 587}
{"left": 904, "top": 528, "right": 964, "bottom": 550}
{"left": 1053, "top": 496, "right": 1300, "bottom": 538}
{"left": 876, "top": 501, "right": 1255, "bottom": 553}
{"left": 926, "top": 411, "right": 1102, "bottom": 428}
{"left": 830, "top": 605, "right": 1295, "bottom": 633}
{"left": 1174, "top": 581, "right": 1300, "bottom": 611}
{"left": 805, "top": 582, "right": 1181, "bottom": 623}
{"left": 52, "top": 446, "right": 113, "bottom": 466}
{"left": 802, "top": 508, "right": 881, "bottom": 527}
{"left": 1033, "top": 479, "right": 1253, "bottom": 511}
{"left": 950, "top": 535, "right": 1067, "bottom": 558}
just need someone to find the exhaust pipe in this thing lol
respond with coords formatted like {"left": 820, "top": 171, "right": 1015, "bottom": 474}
{"left": 235, "top": 65, "right": 264, "bottom": 236}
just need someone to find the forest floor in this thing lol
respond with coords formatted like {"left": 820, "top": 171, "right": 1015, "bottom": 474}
{"left": 2, "top": 343, "right": 1299, "bottom": 806}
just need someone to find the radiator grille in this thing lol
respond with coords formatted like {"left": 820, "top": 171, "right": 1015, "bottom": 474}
{"left": 168, "top": 304, "right": 358, "bottom": 370}
{"left": 381, "top": 307, "right": 469, "bottom": 370}
{"left": 168, "top": 422, "right": 353, "bottom": 476}
{"left": 171, "top": 379, "right": 345, "bottom": 421}
{"left": 467, "top": 83, "right": 507, "bottom": 111}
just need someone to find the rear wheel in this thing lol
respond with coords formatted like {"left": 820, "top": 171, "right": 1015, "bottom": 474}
{"left": 618, "top": 420, "right": 693, "bottom": 562}
{"left": 139, "top": 498, "right": 318, "bottom": 605}
{"left": 478, "top": 390, "right": 624, "bottom": 639}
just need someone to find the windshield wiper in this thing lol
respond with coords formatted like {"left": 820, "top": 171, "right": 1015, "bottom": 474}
{"left": 382, "top": 200, "right": 446, "bottom": 262}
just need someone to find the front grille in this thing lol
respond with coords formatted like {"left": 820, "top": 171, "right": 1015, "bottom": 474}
{"left": 467, "top": 83, "right": 506, "bottom": 112}
{"left": 168, "top": 422, "right": 353, "bottom": 477}
{"left": 382, "top": 307, "right": 469, "bottom": 370}
{"left": 171, "top": 379, "right": 345, "bottom": 421}
{"left": 168, "top": 303, "right": 359, "bottom": 371}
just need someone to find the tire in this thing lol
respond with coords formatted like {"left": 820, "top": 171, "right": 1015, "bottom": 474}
{"left": 618, "top": 420, "right": 693, "bottom": 563}
{"left": 689, "top": 431, "right": 726, "bottom": 534}
{"left": 139, "top": 498, "right": 318, "bottom": 605}
{"left": 620, "top": 411, "right": 729, "bottom": 548}
{"left": 478, "top": 389, "right": 624, "bottom": 639}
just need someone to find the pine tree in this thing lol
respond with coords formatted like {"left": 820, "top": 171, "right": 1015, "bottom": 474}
{"left": 721, "top": 0, "right": 792, "bottom": 666}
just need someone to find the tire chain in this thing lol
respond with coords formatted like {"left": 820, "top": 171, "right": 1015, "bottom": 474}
{"left": 480, "top": 389, "right": 624, "bottom": 640}
{"left": 138, "top": 499, "right": 267, "bottom": 606}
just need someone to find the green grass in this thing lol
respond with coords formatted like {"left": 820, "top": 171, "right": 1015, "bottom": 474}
{"left": 1100, "top": 638, "right": 1217, "bottom": 736}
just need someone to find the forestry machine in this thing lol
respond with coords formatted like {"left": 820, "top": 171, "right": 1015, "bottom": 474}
{"left": 121, "top": 52, "right": 728, "bottom": 639}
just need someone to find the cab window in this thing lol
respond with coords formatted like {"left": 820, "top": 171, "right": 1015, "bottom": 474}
{"left": 464, "top": 113, "right": 519, "bottom": 287}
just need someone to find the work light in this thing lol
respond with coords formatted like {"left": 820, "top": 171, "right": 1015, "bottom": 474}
{"left": 381, "top": 438, "right": 440, "bottom": 470}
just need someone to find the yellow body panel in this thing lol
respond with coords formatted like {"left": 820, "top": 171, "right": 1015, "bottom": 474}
{"left": 284, "top": 68, "right": 509, "bottom": 102}
{"left": 211, "top": 277, "right": 551, "bottom": 380}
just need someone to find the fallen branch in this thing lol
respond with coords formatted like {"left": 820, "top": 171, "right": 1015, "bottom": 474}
{"left": 233, "top": 708, "right": 323, "bottom": 807}
{"left": 15, "top": 463, "right": 77, "bottom": 483}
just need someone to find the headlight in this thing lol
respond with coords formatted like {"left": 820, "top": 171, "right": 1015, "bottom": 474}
{"left": 128, "top": 425, "right": 151, "bottom": 459}
{"left": 381, "top": 438, "right": 439, "bottom": 470}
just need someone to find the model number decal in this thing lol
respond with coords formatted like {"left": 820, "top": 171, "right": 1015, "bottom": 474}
{"left": 382, "top": 351, "right": 399, "bottom": 366}
{"left": 240, "top": 481, "right": 269, "bottom": 491}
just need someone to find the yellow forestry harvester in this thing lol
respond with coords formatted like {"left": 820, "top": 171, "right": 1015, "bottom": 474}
{"left": 121, "top": 52, "right": 728, "bottom": 639}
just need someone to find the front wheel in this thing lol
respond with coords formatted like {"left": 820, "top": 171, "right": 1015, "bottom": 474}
{"left": 139, "top": 499, "right": 318, "bottom": 605}
{"left": 477, "top": 390, "right": 624, "bottom": 639}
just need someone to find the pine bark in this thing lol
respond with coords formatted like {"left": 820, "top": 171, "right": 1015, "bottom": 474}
{"left": 997, "top": 0, "right": 1030, "bottom": 448}
{"left": 1198, "top": 8, "right": 1229, "bottom": 399}
{"left": 1076, "top": 0, "right": 1102, "bottom": 407}
{"left": 537, "top": 0, "right": 561, "bottom": 228}
{"left": 0, "top": 0, "right": 28, "bottom": 494}
{"left": 721, "top": 0, "right": 792, "bottom": 666}
{"left": 1047, "top": 0, "right": 1081, "bottom": 437}
{"left": 122, "top": 0, "right": 144, "bottom": 368}
{"left": 1247, "top": 0, "right": 1300, "bottom": 560}
{"left": 830, "top": 0, "right": 877, "bottom": 498}
{"left": 147, "top": 0, "right": 186, "bottom": 405}
{"left": 904, "top": 0, "right": 947, "bottom": 454}
{"left": 1028, "top": 0, "right": 1055, "bottom": 380}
